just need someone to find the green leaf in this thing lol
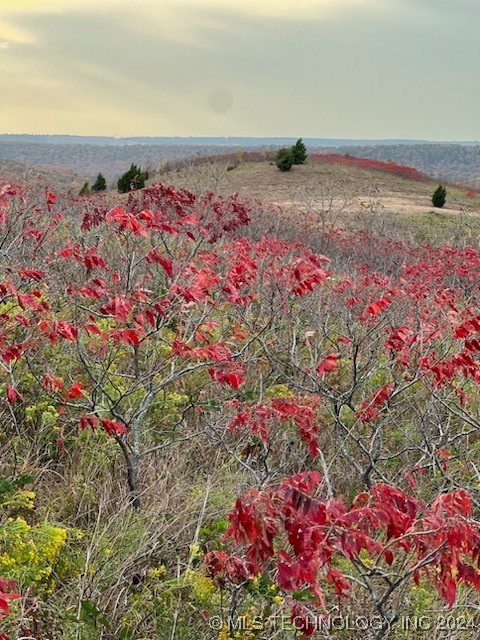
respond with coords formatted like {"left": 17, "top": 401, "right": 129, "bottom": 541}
{"left": 80, "top": 600, "right": 110, "bottom": 629}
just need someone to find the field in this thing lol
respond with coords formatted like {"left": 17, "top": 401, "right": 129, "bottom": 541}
{"left": 163, "top": 153, "right": 480, "bottom": 243}
{"left": 0, "top": 155, "right": 479, "bottom": 639}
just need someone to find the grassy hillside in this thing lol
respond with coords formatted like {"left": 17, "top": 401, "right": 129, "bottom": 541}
{"left": 158, "top": 152, "right": 480, "bottom": 243}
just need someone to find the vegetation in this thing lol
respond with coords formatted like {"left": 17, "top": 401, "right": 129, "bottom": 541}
{"left": 91, "top": 172, "right": 107, "bottom": 192}
{"left": 316, "top": 143, "right": 480, "bottom": 186}
{"left": 0, "top": 140, "right": 240, "bottom": 183}
{"left": 276, "top": 139, "right": 307, "bottom": 171}
{"left": 79, "top": 181, "right": 90, "bottom": 196}
{"left": 117, "top": 163, "right": 149, "bottom": 192}
{"left": 275, "top": 147, "right": 294, "bottom": 171}
{"left": 1, "top": 140, "right": 480, "bottom": 188}
{"left": 292, "top": 137, "right": 307, "bottom": 164}
{"left": 0, "top": 175, "right": 479, "bottom": 640}
{"left": 309, "top": 152, "right": 429, "bottom": 181}
{"left": 432, "top": 183, "right": 447, "bottom": 208}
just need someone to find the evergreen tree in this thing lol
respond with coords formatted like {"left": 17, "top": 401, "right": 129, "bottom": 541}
{"left": 432, "top": 184, "right": 447, "bottom": 208}
{"left": 79, "top": 182, "right": 90, "bottom": 196}
{"left": 91, "top": 173, "right": 107, "bottom": 192}
{"left": 291, "top": 138, "right": 307, "bottom": 164}
{"left": 275, "top": 148, "right": 294, "bottom": 172}
{"left": 117, "top": 164, "right": 149, "bottom": 193}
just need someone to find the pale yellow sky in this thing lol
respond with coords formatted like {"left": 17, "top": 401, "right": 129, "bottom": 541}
{"left": 0, "top": 0, "right": 479, "bottom": 138}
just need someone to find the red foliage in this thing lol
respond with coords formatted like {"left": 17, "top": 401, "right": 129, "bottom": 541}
{"left": 0, "top": 578, "right": 20, "bottom": 618}
{"left": 309, "top": 153, "right": 430, "bottom": 181}
{"left": 316, "top": 353, "right": 339, "bottom": 376}
{"left": 100, "top": 418, "right": 127, "bottom": 437}
{"left": 2, "top": 179, "right": 480, "bottom": 628}
{"left": 208, "top": 367, "right": 245, "bottom": 389}
{"left": 228, "top": 395, "right": 320, "bottom": 456}
{"left": 217, "top": 473, "right": 480, "bottom": 609}
{"left": 204, "top": 550, "right": 253, "bottom": 586}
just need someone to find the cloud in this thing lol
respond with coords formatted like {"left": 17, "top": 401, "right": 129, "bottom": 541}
{"left": 0, "top": 0, "right": 379, "bottom": 47}
{"left": 0, "top": 0, "right": 478, "bottom": 138}
{"left": 176, "top": 0, "right": 374, "bottom": 20}
{"left": 400, "top": 0, "right": 478, "bottom": 12}
{"left": 0, "top": 21, "right": 36, "bottom": 45}
{"left": 0, "top": 0, "right": 371, "bottom": 17}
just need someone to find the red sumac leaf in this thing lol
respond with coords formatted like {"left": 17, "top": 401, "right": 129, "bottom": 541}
{"left": 100, "top": 418, "right": 127, "bottom": 437}
{"left": 66, "top": 382, "right": 85, "bottom": 399}
{"left": 316, "top": 353, "right": 339, "bottom": 375}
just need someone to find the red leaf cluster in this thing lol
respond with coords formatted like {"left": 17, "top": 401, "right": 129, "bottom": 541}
{"left": 229, "top": 396, "right": 320, "bottom": 457}
{"left": 219, "top": 473, "right": 480, "bottom": 610}
{"left": 0, "top": 578, "right": 20, "bottom": 618}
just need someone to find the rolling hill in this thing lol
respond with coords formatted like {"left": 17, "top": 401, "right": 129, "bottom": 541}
{"left": 1, "top": 137, "right": 480, "bottom": 186}
{"left": 156, "top": 152, "right": 480, "bottom": 243}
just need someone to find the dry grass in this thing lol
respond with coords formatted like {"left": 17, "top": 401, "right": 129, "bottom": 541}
{"left": 157, "top": 157, "right": 480, "bottom": 243}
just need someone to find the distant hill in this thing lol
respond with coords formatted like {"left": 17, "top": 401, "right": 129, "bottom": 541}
{"left": 0, "top": 141, "right": 239, "bottom": 179}
{"left": 0, "top": 136, "right": 479, "bottom": 186}
{"left": 0, "top": 158, "right": 79, "bottom": 189}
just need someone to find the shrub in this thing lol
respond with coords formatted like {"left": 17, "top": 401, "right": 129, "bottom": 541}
{"left": 91, "top": 173, "right": 107, "bottom": 192}
{"left": 275, "top": 148, "right": 294, "bottom": 172}
{"left": 0, "top": 517, "right": 68, "bottom": 593}
{"left": 79, "top": 182, "right": 90, "bottom": 196}
{"left": 291, "top": 138, "right": 307, "bottom": 164}
{"left": 117, "top": 164, "right": 149, "bottom": 193}
{"left": 432, "top": 184, "right": 447, "bottom": 208}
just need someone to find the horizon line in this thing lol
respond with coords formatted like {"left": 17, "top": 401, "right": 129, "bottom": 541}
{"left": 1, "top": 133, "right": 480, "bottom": 144}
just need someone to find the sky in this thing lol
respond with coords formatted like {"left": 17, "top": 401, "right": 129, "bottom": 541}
{"left": 0, "top": 0, "right": 479, "bottom": 140}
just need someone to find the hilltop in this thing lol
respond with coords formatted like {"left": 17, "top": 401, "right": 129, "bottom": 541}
{"left": 157, "top": 152, "right": 480, "bottom": 243}
{"left": 0, "top": 140, "right": 244, "bottom": 180}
